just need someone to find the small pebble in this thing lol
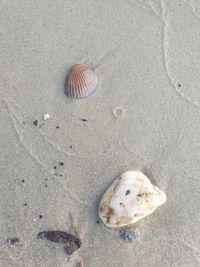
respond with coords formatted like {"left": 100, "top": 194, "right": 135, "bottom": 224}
{"left": 119, "top": 228, "right": 136, "bottom": 242}
{"left": 97, "top": 218, "right": 101, "bottom": 224}
{"left": 59, "top": 162, "right": 64, "bottom": 166}
{"left": 24, "top": 203, "right": 28, "bottom": 206}
{"left": 81, "top": 118, "right": 87, "bottom": 122}
{"left": 21, "top": 179, "right": 25, "bottom": 183}
{"left": 33, "top": 120, "right": 38, "bottom": 126}
{"left": 7, "top": 237, "right": 20, "bottom": 245}
{"left": 43, "top": 114, "right": 50, "bottom": 121}
{"left": 39, "top": 215, "right": 43, "bottom": 219}
{"left": 56, "top": 126, "right": 59, "bottom": 129}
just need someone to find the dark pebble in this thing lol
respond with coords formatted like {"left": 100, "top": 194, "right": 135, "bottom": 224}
{"left": 21, "top": 179, "right": 25, "bottom": 183}
{"left": 7, "top": 237, "right": 20, "bottom": 245}
{"left": 69, "top": 146, "right": 72, "bottom": 149}
{"left": 39, "top": 215, "right": 43, "bottom": 219}
{"left": 33, "top": 120, "right": 38, "bottom": 126}
{"left": 81, "top": 119, "right": 87, "bottom": 122}
{"left": 59, "top": 162, "right": 64, "bottom": 166}
{"left": 119, "top": 228, "right": 136, "bottom": 242}
{"left": 56, "top": 126, "right": 59, "bottom": 129}
{"left": 97, "top": 218, "right": 101, "bottom": 224}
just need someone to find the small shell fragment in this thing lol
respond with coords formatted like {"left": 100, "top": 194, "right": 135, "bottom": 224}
{"left": 98, "top": 171, "right": 166, "bottom": 228}
{"left": 66, "top": 64, "right": 98, "bottom": 99}
{"left": 37, "top": 231, "right": 82, "bottom": 256}
{"left": 43, "top": 114, "right": 50, "bottom": 120}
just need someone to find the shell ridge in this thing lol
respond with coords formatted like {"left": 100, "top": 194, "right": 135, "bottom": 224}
{"left": 66, "top": 64, "right": 98, "bottom": 98}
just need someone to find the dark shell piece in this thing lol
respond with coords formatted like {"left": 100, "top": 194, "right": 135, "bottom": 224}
{"left": 64, "top": 241, "right": 81, "bottom": 256}
{"left": 37, "top": 231, "right": 82, "bottom": 255}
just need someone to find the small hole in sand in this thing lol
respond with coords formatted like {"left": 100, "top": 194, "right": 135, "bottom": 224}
{"left": 113, "top": 107, "right": 125, "bottom": 118}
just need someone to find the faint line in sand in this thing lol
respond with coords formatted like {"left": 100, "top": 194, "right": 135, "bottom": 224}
{"left": 160, "top": 0, "right": 200, "bottom": 109}
{"left": 185, "top": 0, "right": 200, "bottom": 22}
{"left": 145, "top": 0, "right": 162, "bottom": 20}
{"left": 177, "top": 238, "right": 200, "bottom": 264}
{"left": 123, "top": 0, "right": 162, "bottom": 20}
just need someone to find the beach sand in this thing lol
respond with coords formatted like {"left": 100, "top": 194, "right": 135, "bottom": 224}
{"left": 0, "top": 0, "right": 200, "bottom": 266}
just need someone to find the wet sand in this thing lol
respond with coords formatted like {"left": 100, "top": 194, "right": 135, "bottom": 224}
{"left": 0, "top": 0, "right": 200, "bottom": 266}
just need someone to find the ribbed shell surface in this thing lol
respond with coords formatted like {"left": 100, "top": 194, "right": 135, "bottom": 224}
{"left": 66, "top": 64, "right": 98, "bottom": 98}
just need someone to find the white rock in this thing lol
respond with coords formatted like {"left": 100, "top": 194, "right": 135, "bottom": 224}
{"left": 98, "top": 171, "right": 166, "bottom": 228}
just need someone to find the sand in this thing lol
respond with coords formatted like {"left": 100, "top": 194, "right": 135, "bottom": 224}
{"left": 0, "top": 0, "right": 200, "bottom": 266}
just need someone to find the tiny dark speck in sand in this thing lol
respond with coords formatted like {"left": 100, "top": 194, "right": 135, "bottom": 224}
{"left": 81, "top": 119, "right": 87, "bottom": 122}
{"left": 21, "top": 179, "right": 25, "bottom": 183}
{"left": 7, "top": 237, "right": 20, "bottom": 245}
{"left": 39, "top": 215, "right": 43, "bottom": 219}
{"left": 24, "top": 203, "right": 28, "bottom": 206}
{"left": 33, "top": 120, "right": 38, "bottom": 126}
{"left": 56, "top": 126, "right": 59, "bottom": 129}
{"left": 178, "top": 83, "right": 181, "bottom": 87}
{"left": 119, "top": 228, "right": 136, "bottom": 242}
{"left": 97, "top": 218, "right": 101, "bottom": 224}
{"left": 59, "top": 162, "right": 64, "bottom": 166}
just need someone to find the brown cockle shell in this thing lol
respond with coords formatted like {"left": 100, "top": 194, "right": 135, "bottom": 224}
{"left": 66, "top": 64, "right": 98, "bottom": 98}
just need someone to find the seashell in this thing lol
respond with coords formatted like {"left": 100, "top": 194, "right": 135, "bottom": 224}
{"left": 98, "top": 171, "right": 166, "bottom": 228}
{"left": 37, "top": 231, "right": 82, "bottom": 256}
{"left": 66, "top": 64, "right": 98, "bottom": 98}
